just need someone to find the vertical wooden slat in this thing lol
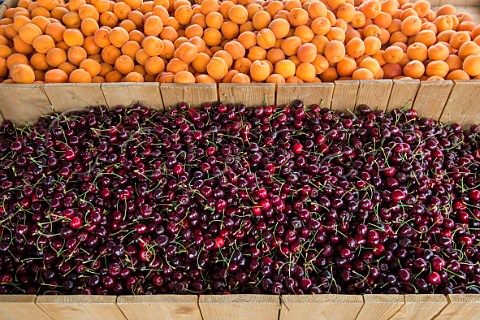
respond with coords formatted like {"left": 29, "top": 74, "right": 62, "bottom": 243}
{"left": 279, "top": 295, "right": 363, "bottom": 320}
{"left": 0, "top": 5, "right": 7, "bottom": 18}
{"left": 440, "top": 81, "right": 480, "bottom": 128}
{"left": 386, "top": 79, "right": 420, "bottom": 111}
{"left": 219, "top": 84, "right": 275, "bottom": 106}
{"left": 330, "top": 81, "right": 359, "bottom": 113}
{"left": 44, "top": 84, "right": 107, "bottom": 113}
{"left": 276, "top": 83, "right": 334, "bottom": 108}
{"left": 355, "top": 80, "right": 393, "bottom": 112}
{"left": 355, "top": 295, "right": 404, "bottom": 320}
{"left": 36, "top": 296, "right": 126, "bottom": 320}
{"left": 412, "top": 81, "right": 453, "bottom": 121}
{"left": 101, "top": 83, "right": 163, "bottom": 110}
{"left": 116, "top": 295, "right": 203, "bottom": 320}
{"left": 199, "top": 295, "right": 279, "bottom": 320}
{"left": 389, "top": 295, "right": 448, "bottom": 320}
{"left": 434, "top": 295, "right": 480, "bottom": 320}
{"left": 160, "top": 83, "right": 217, "bottom": 110}
{"left": 0, "top": 84, "right": 53, "bottom": 124}
{"left": 0, "top": 295, "right": 52, "bottom": 320}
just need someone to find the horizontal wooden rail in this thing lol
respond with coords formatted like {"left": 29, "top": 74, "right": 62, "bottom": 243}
{"left": 1, "top": 294, "right": 480, "bottom": 320}
{"left": 1, "top": 81, "right": 480, "bottom": 128}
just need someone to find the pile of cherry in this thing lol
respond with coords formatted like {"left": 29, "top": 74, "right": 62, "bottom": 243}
{"left": 0, "top": 101, "right": 479, "bottom": 295}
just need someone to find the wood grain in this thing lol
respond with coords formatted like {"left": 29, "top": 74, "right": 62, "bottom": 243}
{"left": 412, "top": 80, "right": 453, "bottom": 121}
{"left": 434, "top": 294, "right": 480, "bottom": 320}
{"left": 160, "top": 83, "right": 217, "bottom": 110}
{"left": 0, "top": 84, "right": 53, "bottom": 124}
{"left": 440, "top": 81, "right": 480, "bottom": 128}
{"left": 101, "top": 83, "right": 163, "bottom": 110}
{"left": 355, "top": 80, "right": 393, "bottom": 112}
{"left": 279, "top": 294, "right": 363, "bottom": 320}
{"left": 219, "top": 84, "right": 275, "bottom": 106}
{"left": 44, "top": 84, "right": 107, "bottom": 113}
{"left": 331, "top": 80, "right": 359, "bottom": 113}
{"left": 276, "top": 83, "right": 334, "bottom": 108}
{"left": 117, "top": 295, "right": 202, "bottom": 320}
{"left": 386, "top": 79, "right": 420, "bottom": 111}
{"left": 355, "top": 295, "right": 404, "bottom": 320}
{"left": 199, "top": 295, "right": 279, "bottom": 320}
{"left": 0, "top": 295, "right": 52, "bottom": 320}
{"left": 390, "top": 295, "right": 448, "bottom": 320}
{"left": 36, "top": 295, "right": 126, "bottom": 320}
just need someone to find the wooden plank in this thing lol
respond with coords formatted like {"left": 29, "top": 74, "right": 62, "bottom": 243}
{"left": 276, "top": 83, "right": 334, "bottom": 108}
{"left": 331, "top": 80, "right": 359, "bottom": 114}
{"left": 390, "top": 295, "right": 448, "bottom": 320}
{"left": 160, "top": 83, "right": 217, "bottom": 110}
{"left": 280, "top": 295, "right": 363, "bottom": 320}
{"left": 101, "top": 83, "right": 163, "bottom": 110}
{"left": 0, "top": 5, "right": 6, "bottom": 19}
{"left": 412, "top": 80, "right": 453, "bottom": 121}
{"left": 3, "top": 0, "right": 18, "bottom": 8}
{"left": 0, "top": 84, "right": 53, "bottom": 125}
{"left": 219, "top": 83, "right": 275, "bottom": 106}
{"left": 117, "top": 295, "right": 202, "bottom": 320}
{"left": 0, "top": 295, "right": 52, "bottom": 320}
{"left": 36, "top": 296, "right": 126, "bottom": 320}
{"left": 355, "top": 80, "right": 393, "bottom": 112}
{"left": 434, "top": 295, "right": 480, "bottom": 320}
{"left": 355, "top": 295, "right": 404, "bottom": 320}
{"left": 440, "top": 81, "right": 480, "bottom": 128}
{"left": 426, "top": 0, "right": 480, "bottom": 8}
{"left": 44, "top": 84, "right": 107, "bottom": 113}
{"left": 199, "top": 295, "right": 279, "bottom": 320}
{"left": 386, "top": 79, "right": 420, "bottom": 111}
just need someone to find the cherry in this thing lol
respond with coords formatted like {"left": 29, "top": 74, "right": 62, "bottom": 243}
{"left": 69, "top": 217, "right": 82, "bottom": 229}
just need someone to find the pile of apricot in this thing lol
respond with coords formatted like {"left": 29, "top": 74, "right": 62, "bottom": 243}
{"left": 0, "top": 0, "right": 479, "bottom": 83}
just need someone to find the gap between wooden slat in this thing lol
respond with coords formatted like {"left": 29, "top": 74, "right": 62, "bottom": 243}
{"left": 431, "top": 295, "right": 452, "bottom": 320}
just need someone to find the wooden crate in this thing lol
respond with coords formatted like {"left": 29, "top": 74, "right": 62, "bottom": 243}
{"left": 1, "top": 79, "right": 480, "bottom": 127}
{"left": 2, "top": 294, "right": 480, "bottom": 320}
{"left": 0, "top": 0, "right": 480, "bottom": 319}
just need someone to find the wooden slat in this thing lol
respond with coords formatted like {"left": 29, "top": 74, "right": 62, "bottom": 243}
{"left": 160, "top": 83, "right": 217, "bottom": 110}
{"left": 0, "top": 84, "right": 53, "bottom": 124}
{"left": 390, "top": 295, "right": 448, "bottom": 320}
{"left": 276, "top": 83, "right": 334, "bottom": 108}
{"left": 199, "top": 295, "right": 279, "bottom": 320}
{"left": 117, "top": 295, "right": 202, "bottom": 320}
{"left": 386, "top": 79, "right": 420, "bottom": 111}
{"left": 426, "top": 0, "right": 480, "bottom": 8}
{"left": 0, "top": 295, "right": 52, "bottom": 320}
{"left": 434, "top": 295, "right": 480, "bottom": 320}
{"left": 36, "top": 296, "right": 126, "bottom": 320}
{"left": 219, "top": 83, "right": 275, "bottom": 106}
{"left": 279, "top": 295, "right": 363, "bottom": 320}
{"left": 355, "top": 80, "right": 393, "bottom": 112}
{"left": 412, "top": 80, "right": 453, "bottom": 121}
{"left": 355, "top": 295, "right": 404, "bottom": 320}
{"left": 44, "top": 84, "right": 106, "bottom": 113}
{"left": 0, "top": 5, "right": 6, "bottom": 18}
{"left": 440, "top": 81, "right": 480, "bottom": 128}
{"left": 101, "top": 83, "right": 163, "bottom": 110}
{"left": 3, "top": 0, "right": 18, "bottom": 8}
{"left": 331, "top": 80, "right": 359, "bottom": 113}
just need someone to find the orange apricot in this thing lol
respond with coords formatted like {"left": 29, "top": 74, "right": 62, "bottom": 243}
{"left": 463, "top": 55, "right": 480, "bottom": 77}
{"left": 10, "top": 63, "right": 35, "bottom": 83}
{"left": 206, "top": 56, "right": 228, "bottom": 80}
{"left": 425, "top": 60, "right": 449, "bottom": 78}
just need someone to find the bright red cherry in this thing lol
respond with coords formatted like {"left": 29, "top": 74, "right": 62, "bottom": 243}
{"left": 69, "top": 217, "right": 82, "bottom": 229}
